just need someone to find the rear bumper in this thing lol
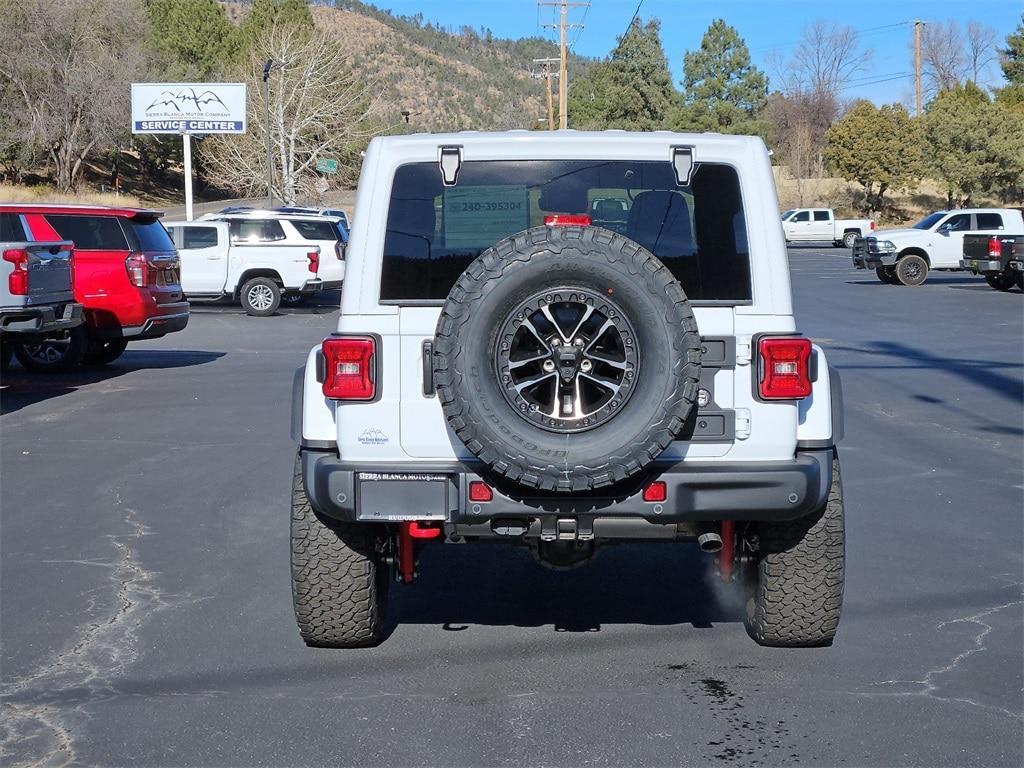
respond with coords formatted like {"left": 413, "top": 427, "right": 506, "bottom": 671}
{"left": 93, "top": 303, "right": 190, "bottom": 340}
{"left": 300, "top": 449, "right": 835, "bottom": 528}
{"left": 0, "top": 302, "right": 83, "bottom": 336}
{"left": 300, "top": 279, "right": 323, "bottom": 295}
{"left": 959, "top": 258, "right": 1006, "bottom": 274}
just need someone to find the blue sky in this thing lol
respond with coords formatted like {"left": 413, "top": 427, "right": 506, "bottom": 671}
{"left": 372, "top": 0, "right": 1022, "bottom": 105}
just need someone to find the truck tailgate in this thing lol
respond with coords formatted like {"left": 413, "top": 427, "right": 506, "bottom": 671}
{"left": 5, "top": 240, "right": 75, "bottom": 304}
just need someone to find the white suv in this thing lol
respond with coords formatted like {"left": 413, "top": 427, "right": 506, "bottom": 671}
{"left": 291, "top": 131, "right": 845, "bottom": 649}
{"left": 201, "top": 210, "right": 346, "bottom": 300}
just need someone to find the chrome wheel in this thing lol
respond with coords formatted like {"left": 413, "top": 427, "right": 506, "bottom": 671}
{"left": 248, "top": 284, "right": 275, "bottom": 312}
{"left": 495, "top": 287, "right": 639, "bottom": 433}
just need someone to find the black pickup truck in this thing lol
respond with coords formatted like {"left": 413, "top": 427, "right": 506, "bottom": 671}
{"left": 960, "top": 233, "right": 1024, "bottom": 291}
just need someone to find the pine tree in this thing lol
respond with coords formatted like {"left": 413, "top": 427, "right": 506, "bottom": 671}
{"left": 1000, "top": 13, "right": 1024, "bottom": 85}
{"left": 144, "top": 0, "right": 235, "bottom": 79}
{"left": 824, "top": 101, "right": 921, "bottom": 213}
{"left": 676, "top": 19, "right": 767, "bottom": 134}
{"left": 567, "top": 18, "right": 676, "bottom": 131}
{"left": 236, "top": 0, "right": 315, "bottom": 53}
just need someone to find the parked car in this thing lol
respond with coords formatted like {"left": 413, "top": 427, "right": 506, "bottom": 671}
{"left": 781, "top": 208, "right": 875, "bottom": 248}
{"left": 852, "top": 208, "right": 1024, "bottom": 286}
{"left": 164, "top": 220, "right": 324, "bottom": 316}
{"left": 291, "top": 131, "right": 845, "bottom": 649}
{"left": 199, "top": 210, "right": 346, "bottom": 305}
{"left": 0, "top": 205, "right": 188, "bottom": 371}
{"left": 960, "top": 232, "right": 1024, "bottom": 291}
{"left": 275, "top": 206, "right": 351, "bottom": 231}
{"left": 0, "top": 212, "right": 83, "bottom": 371}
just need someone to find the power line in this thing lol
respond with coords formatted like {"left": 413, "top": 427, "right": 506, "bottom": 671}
{"left": 622, "top": 0, "right": 644, "bottom": 38}
{"left": 750, "top": 20, "right": 914, "bottom": 55}
{"left": 568, "top": 1, "right": 590, "bottom": 52}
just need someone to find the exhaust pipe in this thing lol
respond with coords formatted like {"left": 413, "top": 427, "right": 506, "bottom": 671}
{"left": 697, "top": 527, "right": 723, "bottom": 553}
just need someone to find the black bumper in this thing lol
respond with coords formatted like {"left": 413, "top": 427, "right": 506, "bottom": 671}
{"left": 852, "top": 252, "right": 895, "bottom": 269}
{"left": 0, "top": 302, "right": 83, "bottom": 336}
{"left": 300, "top": 449, "right": 834, "bottom": 527}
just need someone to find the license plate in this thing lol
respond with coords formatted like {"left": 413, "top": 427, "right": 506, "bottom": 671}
{"left": 357, "top": 472, "right": 448, "bottom": 521}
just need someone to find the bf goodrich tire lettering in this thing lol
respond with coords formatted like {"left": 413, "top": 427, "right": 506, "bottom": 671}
{"left": 433, "top": 225, "right": 701, "bottom": 493}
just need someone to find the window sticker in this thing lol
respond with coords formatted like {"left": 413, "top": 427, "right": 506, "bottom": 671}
{"left": 443, "top": 185, "right": 530, "bottom": 249}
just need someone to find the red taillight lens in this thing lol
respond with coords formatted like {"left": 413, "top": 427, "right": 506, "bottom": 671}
{"left": 544, "top": 214, "right": 592, "bottom": 227}
{"left": 125, "top": 252, "right": 147, "bottom": 287}
{"left": 322, "top": 337, "right": 375, "bottom": 400}
{"left": 870, "top": 220, "right": 876, "bottom": 231}
{"left": 642, "top": 481, "right": 666, "bottom": 502}
{"left": 3, "top": 248, "right": 29, "bottom": 295}
{"left": 758, "top": 337, "right": 813, "bottom": 400}
{"left": 307, "top": 250, "right": 319, "bottom": 274}
{"left": 468, "top": 481, "right": 493, "bottom": 502}
{"left": 988, "top": 236, "right": 1002, "bottom": 258}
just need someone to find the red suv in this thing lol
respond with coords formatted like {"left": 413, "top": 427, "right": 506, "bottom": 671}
{"left": 1, "top": 205, "right": 189, "bottom": 371}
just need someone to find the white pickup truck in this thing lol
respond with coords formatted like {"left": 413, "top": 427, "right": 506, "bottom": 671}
{"left": 781, "top": 208, "right": 876, "bottom": 248}
{"left": 852, "top": 208, "right": 1024, "bottom": 286}
{"left": 165, "top": 221, "right": 323, "bottom": 316}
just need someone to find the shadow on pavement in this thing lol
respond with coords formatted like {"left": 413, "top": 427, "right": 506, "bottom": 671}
{"left": 833, "top": 339, "right": 1023, "bottom": 405}
{"left": 0, "top": 350, "right": 225, "bottom": 415}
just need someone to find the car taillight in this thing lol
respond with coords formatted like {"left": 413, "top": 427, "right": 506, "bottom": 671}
{"left": 870, "top": 220, "right": 876, "bottom": 231}
{"left": 307, "top": 250, "right": 319, "bottom": 274}
{"left": 544, "top": 214, "right": 591, "bottom": 227}
{"left": 125, "top": 252, "right": 147, "bottom": 287}
{"left": 988, "top": 236, "right": 1002, "bottom": 258}
{"left": 758, "top": 337, "right": 813, "bottom": 400}
{"left": 3, "top": 248, "right": 29, "bottom": 295}
{"left": 322, "top": 336, "right": 375, "bottom": 400}
{"left": 334, "top": 241, "right": 344, "bottom": 261}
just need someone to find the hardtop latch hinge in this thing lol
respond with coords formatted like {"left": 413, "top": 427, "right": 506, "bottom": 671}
{"left": 735, "top": 408, "right": 751, "bottom": 440}
{"left": 736, "top": 336, "right": 752, "bottom": 366}
{"left": 439, "top": 145, "right": 463, "bottom": 186}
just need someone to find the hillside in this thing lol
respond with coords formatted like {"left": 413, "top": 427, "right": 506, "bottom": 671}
{"left": 314, "top": 2, "right": 591, "bottom": 131}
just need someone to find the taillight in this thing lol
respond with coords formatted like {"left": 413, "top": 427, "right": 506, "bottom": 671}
{"left": 870, "top": 220, "right": 876, "bottom": 231}
{"left": 125, "top": 252, "right": 147, "bottom": 287}
{"left": 758, "top": 337, "right": 813, "bottom": 400}
{"left": 307, "top": 250, "right": 319, "bottom": 274}
{"left": 3, "top": 248, "right": 29, "bottom": 295}
{"left": 334, "top": 241, "right": 344, "bottom": 261}
{"left": 322, "top": 336, "right": 376, "bottom": 400}
{"left": 988, "top": 236, "right": 1002, "bottom": 258}
{"left": 544, "top": 214, "right": 591, "bottom": 227}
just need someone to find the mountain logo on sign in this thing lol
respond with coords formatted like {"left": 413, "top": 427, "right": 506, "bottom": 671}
{"left": 146, "top": 88, "right": 228, "bottom": 113}
{"left": 358, "top": 428, "right": 390, "bottom": 445}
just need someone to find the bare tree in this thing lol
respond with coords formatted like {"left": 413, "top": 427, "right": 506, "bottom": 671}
{"left": 0, "top": 0, "right": 145, "bottom": 191}
{"left": 920, "top": 21, "right": 968, "bottom": 97}
{"left": 203, "top": 24, "right": 381, "bottom": 204}
{"left": 966, "top": 21, "right": 999, "bottom": 84}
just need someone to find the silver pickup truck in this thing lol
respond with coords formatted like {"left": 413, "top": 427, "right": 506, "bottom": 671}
{"left": 1, "top": 213, "right": 84, "bottom": 371}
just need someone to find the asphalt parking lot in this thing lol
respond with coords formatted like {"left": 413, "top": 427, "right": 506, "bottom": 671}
{"left": 2, "top": 252, "right": 1022, "bottom": 767}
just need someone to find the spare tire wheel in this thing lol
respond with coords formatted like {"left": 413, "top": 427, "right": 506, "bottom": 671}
{"left": 433, "top": 225, "right": 702, "bottom": 493}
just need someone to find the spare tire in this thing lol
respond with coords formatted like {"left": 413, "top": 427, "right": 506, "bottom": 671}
{"left": 433, "top": 225, "right": 701, "bottom": 493}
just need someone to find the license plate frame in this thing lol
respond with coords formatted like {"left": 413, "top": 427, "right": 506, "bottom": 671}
{"left": 356, "top": 472, "right": 449, "bottom": 522}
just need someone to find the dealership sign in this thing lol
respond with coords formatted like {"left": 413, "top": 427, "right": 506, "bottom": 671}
{"left": 131, "top": 83, "right": 246, "bottom": 134}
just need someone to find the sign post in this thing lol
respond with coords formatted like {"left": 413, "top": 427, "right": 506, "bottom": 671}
{"left": 131, "top": 83, "right": 247, "bottom": 221}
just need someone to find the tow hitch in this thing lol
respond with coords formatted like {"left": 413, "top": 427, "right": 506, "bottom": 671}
{"left": 396, "top": 521, "right": 442, "bottom": 583}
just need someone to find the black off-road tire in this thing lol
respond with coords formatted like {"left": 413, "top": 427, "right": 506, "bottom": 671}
{"left": 895, "top": 254, "right": 929, "bottom": 286}
{"left": 434, "top": 225, "right": 701, "bottom": 493}
{"left": 82, "top": 339, "right": 128, "bottom": 366}
{"left": 745, "top": 452, "right": 845, "bottom": 647}
{"left": 290, "top": 456, "right": 388, "bottom": 648}
{"left": 842, "top": 231, "right": 858, "bottom": 249}
{"left": 0, "top": 338, "right": 12, "bottom": 373}
{"left": 984, "top": 273, "right": 1015, "bottom": 292}
{"left": 240, "top": 277, "right": 281, "bottom": 317}
{"left": 875, "top": 266, "right": 897, "bottom": 284}
{"left": 12, "top": 325, "right": 88, "bottom": 373}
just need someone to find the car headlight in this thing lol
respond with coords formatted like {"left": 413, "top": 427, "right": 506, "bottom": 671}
{"left": 868, "top": 239, "right": 896, "bottom": 253}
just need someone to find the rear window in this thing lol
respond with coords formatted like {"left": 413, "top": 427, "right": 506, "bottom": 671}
{"left": 813, "top": 210, "right": 830, "bottom": 221}
{"left": 45, "top": 215, "right": 128, "bottom": 250}
{"left": 0, "top": 213, "right": 27, "bottom": 241}
{"left": 229, "top": 220, "right": 285, "bottom": 243}
{"left": 976, "top": 213, "right": 1004, "bottom": 230}
{"left": 181, "top": 226, "right": 220, "bottom": 249}
{"left": 129, "top": 218, "right": 175, "bottom": 252}
{"left": 380, "top": 160, "right": 751, "bottom": 302}
{"left": 290, "top": 219, "right": 340, "bottom": 241}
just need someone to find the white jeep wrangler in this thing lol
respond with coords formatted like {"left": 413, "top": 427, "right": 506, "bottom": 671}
{"left": 291, "top": 131, "right": 845, "bottom": 648}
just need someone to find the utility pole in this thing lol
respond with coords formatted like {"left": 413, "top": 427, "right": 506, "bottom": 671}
{"left": 263, "top": 59, "right": 275, "bottom": 208}
{"left": 914, "top": 20, "right": 924, "bottom": 117}
{"left": 539, "top": 1, "right": 588, "bottom": 129}
{"left": 532, "top": 57, "right": 559, "bottom": 130}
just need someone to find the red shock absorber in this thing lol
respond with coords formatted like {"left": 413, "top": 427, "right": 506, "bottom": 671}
{"left": 719, "top": 520, "right": 735, "bottom": 582}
